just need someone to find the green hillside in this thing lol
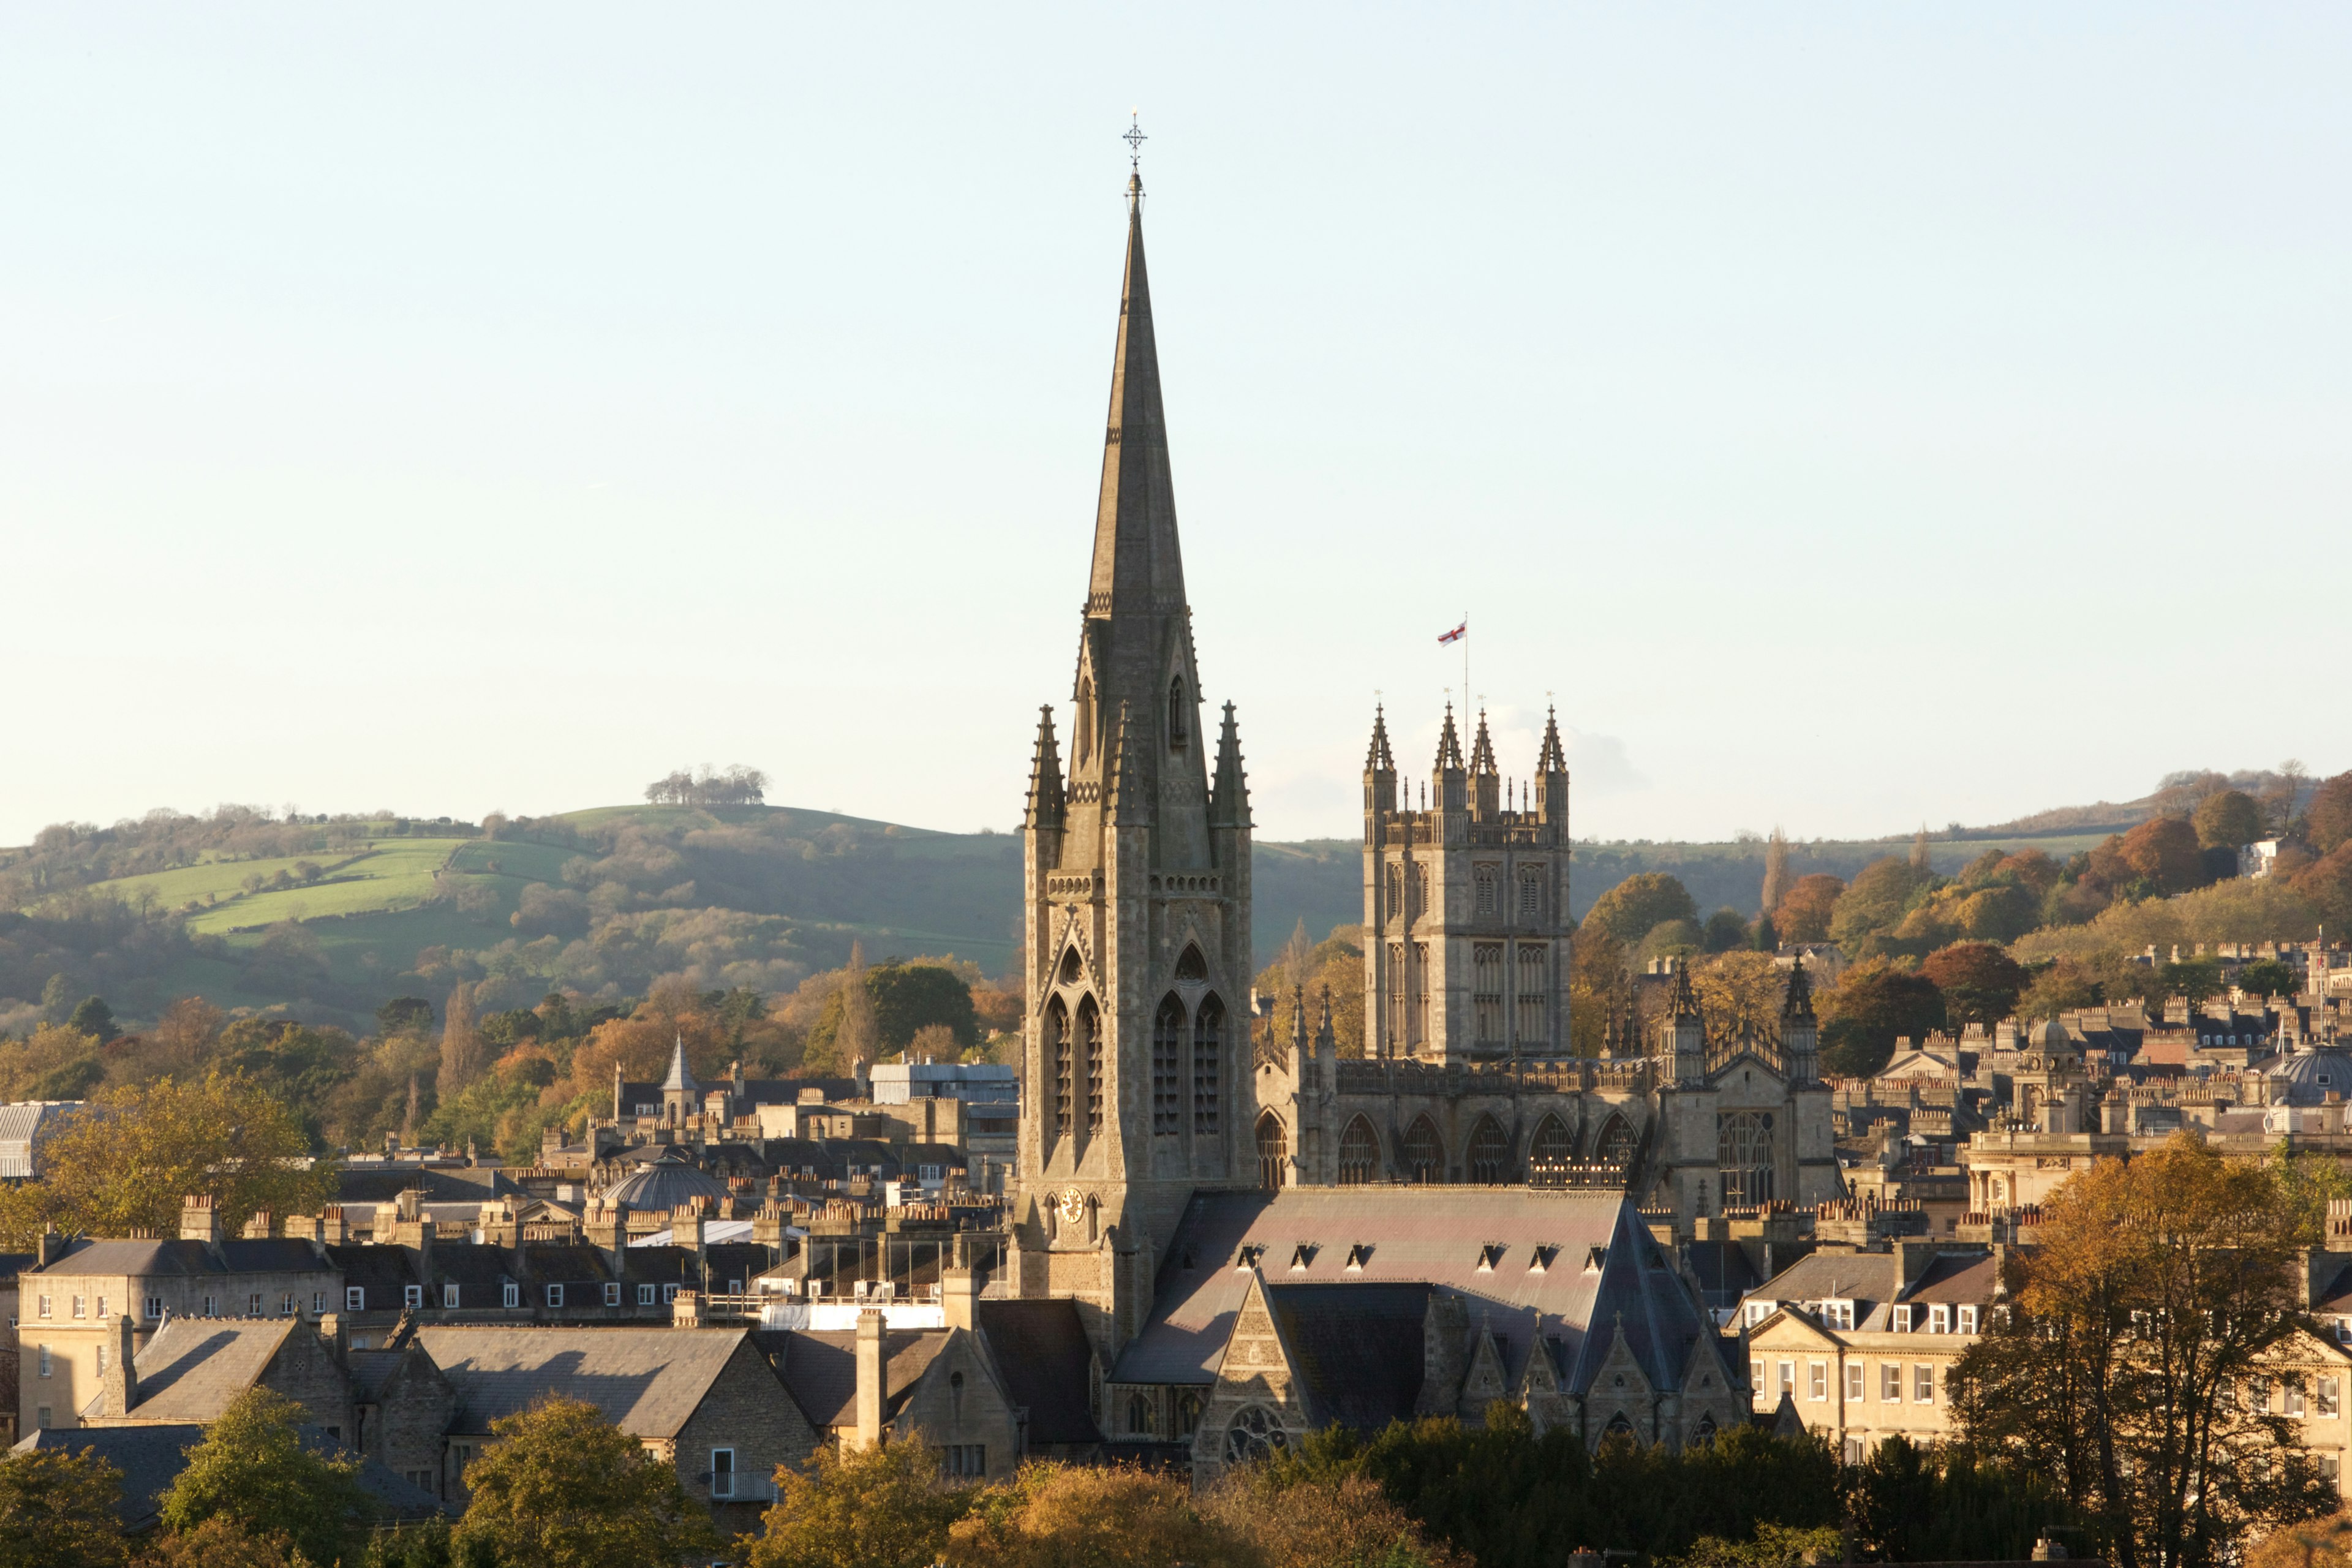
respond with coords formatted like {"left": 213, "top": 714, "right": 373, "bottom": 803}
{"left": 0, "top": 796, "right": 2176, "bottom": 1035}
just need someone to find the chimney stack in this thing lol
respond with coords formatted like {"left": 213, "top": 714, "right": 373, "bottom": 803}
{"left": 941, "top": 1266, "right": 980, "bottom": 1333}
{"left": 853, "top": 1307, "right": 887, "bottom": 1450}
{"left": 104, "top": 1308, "right": 140, "bottom": 1416}
{"left": 179, "top": 1195, "right": 221, "bottom": 1245}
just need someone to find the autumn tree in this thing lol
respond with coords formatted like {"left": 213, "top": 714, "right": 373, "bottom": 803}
{"left": 1819, "top": 962, "right": 1943, "bottom": 1077}
{"left": 1583, "top": 873, "right": 1698, "bottom": 946}
{"left": 747, "top": 1436, "right": 968, "bottom": 1568}
{"left": 1203, "top": 1469, "right": 1466, "bottom": 1568}
{"left": 1694, "top": 952, "right": 1787, "bottom": 1035}
{"left": 2119, "top": 816, "right": 2209, "bottom": 897}
{"left": 2195, "top": 790, "right": 2266, "bottom": 852}
{"left": 1702, "top": 908, "right": 1751, "bottom": 954}
{"left": 157, "top": 1387, "right": 366, "bottom": 1566}
{"left": 450, "top": 1397, "right": 718, "bottom": 1568}
{"left": 2237, "top": 959, "right": 2301, "bottom": 1000}
{"left": 867, "top": 962, "right": 979, "bottom": 1052}
{"left": 2292, "top": 844, "right": 2352, "bottom": 932}
{"left": 133, "top": 1517, "right": 304, "bottom": 1568}
{"left": 831, "top": 942, "right": 882, "bottom": 1072}
{"left": 6, "top": 1075, "right": 336, "bottom": 1246}
{"left": 2307, "top": 772, "right": 2352, "bottom": 856}
{"left": 1948, "top": 1136, "right": 2337, "bottom": 1568}
{"left": 1829, "top": 857, "right": 1938, "bottom": 959}
{"left": 943, "top": 1462, "right": 1249, "bottom": 1568}
{"left": 0, "top": 1444, "right": 128, "bottom": 1568}
{"left": 1921, "top": 942, "right": 2027, "bottom": 1027}
{"left": 1773, "top": 873, "right": 1844, "bottom": 944}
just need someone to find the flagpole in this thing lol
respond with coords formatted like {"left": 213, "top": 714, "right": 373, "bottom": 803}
{"left": 1461, "top": 611, "right": 1469, "bottom": 712}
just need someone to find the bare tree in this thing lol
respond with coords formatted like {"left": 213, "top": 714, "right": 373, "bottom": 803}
{"left": 1760, "top": 826, "right": 1792, "bottom": 917}
{"left": 437, "top": 981, "right": 483, "bottom": 1100}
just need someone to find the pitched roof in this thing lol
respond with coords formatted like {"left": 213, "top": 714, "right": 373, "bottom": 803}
{"left": 120, "top": 1317, "right": 298, "bottom": 1422}
{"left": 774, "top": 1328, "right": 952, "bottom": 1430}
{"left": 1113, "top": 1188, "right": 1707, "bottom": 1401}
{"left": 34, "top": 1237, "right": 332, "bottom": 1279}
{"left": 1262, "top": 1282, "right": 1431, "bottom": 1432}
{"left": 976, "top": 1298, "right": 1102, "bottom": 1446}
{"left": 9, "top": 1423, "right": 451, "bottom": 1526}
{"left": 415, "top": 1325, "right": 756, "bottom": 1437}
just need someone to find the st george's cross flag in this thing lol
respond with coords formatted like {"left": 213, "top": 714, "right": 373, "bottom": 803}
{"left": 1437, "top": 620, "right": 1466, "bottom": 645}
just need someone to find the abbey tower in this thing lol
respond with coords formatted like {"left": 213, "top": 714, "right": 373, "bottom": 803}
{"left": 1014, "top": 171, "right": 1257, "bottom": 1318}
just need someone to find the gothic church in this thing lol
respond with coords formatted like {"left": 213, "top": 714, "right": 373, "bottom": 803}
{"left": 1007, "top": 167, "right": 1835, "bottom": 1477}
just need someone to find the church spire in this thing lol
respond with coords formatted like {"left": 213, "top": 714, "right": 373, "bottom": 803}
{"left": 1468, "top": 709, "right": 1500, "bottom": 818}
{"left": 1365, "top": 704, "right": 1395, "bottom": 772}
{"left": 1533, "top": 704, "right": 1569, "bottom": 826}
{"left": 1086, "top": 167, "right": 1185, "bottom": 630}
{"left": 1210, "top": 701, "right": 1251, "bottom": 827}
{"left": 1024, "top": 705, "right": 1066, "bottom": 831}
{"left": 1434, "top": 703, "right": 1468, "bottom": 812}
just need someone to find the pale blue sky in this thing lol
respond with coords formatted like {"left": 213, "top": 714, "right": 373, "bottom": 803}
{"left": 4, "top": 5, "right": 2345, "bottom": 848}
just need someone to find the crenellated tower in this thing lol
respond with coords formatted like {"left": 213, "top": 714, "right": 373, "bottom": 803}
{"left": 1362, "top": 703, "right": 1574, "bottom": 1063}
{"left": 1018, "top": 170, "right": 1256, "bottom": 1319}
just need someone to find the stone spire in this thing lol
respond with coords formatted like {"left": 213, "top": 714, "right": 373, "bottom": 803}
{"left": 1781, "top": 954, "right": 1816, "bottom": 1022}
{"left": 1533, "top": 705, "right": 1569, "bottom": 826}
{"left": 662, "top": 1033, "right": 696, "bottom": 1094}
{"left": 1210, "top": 701, "right": 1251, "bottom": 827}
{"left": 1781, "top": 955, "right": 1820, "bottom": 1084}
{"left": 1469, "top": 709, "right": 1500, "bottom": 818}
{"left": 1024, "top": 705, "right": 1066, "bottom": 831}
{"left": 1085, "top": 170, "right": 1186, "bottom": 670}
{"left": 1434, "top": 703, "right": 1468, "bottom": 812}
{"left": 1362, "top": 705, "right": 1397, "bottom": 818}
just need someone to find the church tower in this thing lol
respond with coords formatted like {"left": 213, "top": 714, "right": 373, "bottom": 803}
{"left": 1017, "top": 169, "right": 1256, "bottom": 1312}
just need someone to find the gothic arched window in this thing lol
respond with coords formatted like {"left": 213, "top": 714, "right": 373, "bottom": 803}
{"left": 1719, "top": 1110, "right": 1774, "bottom": 1208}
{"left": 1403, "top": 1115, "right": 1443, "bottom": 1184}
{"left": 1058, "top": 947, "right": 1083, "bottom": 986}
{"left": 1128, "top": 1392, "right": 1155, "bottom": 1436}
{"left": 1594, "top": 1114, "right": 1636, "bottom": 1169}
{"left": 1468, "top": 1115, "right": 1510, "bottom": 1185}
{"left": 1046, "top": 998, "right": 1071, "bottom": 1139}
{"left": 1338, "top": 1116, "right": 1380, "bottom": 1185}
{"left": 1193, "top": 995, "right": 1224, "bottom": 1136}
{"left": 1520, "top": 869, "right": 1543, "bottom": 921}
{"left": 1168, "top": 677, "right": 1188, "bottom": 748}
{"left": 1224, "top": 1404, "right": 1288, "bottom": 1466}
{"left": 1077, "top": 997, "right": 1103, "bottom": 1139}
{"left": 1474, "top": 865, "right": 1498, "bottom": 917}
{"left": 1075, "top": 677, "right": 1095, "bottom": 766}
{"left": 1531, "top": 1114, "right": 1572, "bottom": 1171}
{"left": 1256, "top": 1112, "right": 1287, "bottom": 1191}
{"left": 1603, "top": 1412, "right": 1635, "bottom": 1441}
{"left": 1152, "top": 996, "right": 1183, "bottom": 1136}
{"left": 1694, "top": 1414, "right": 1717, "bottom": 1446}
{"left": 1175, "top": 943, "right": 1208, "bottom": 983}
{"left": 1176, "top": 1389, "right": 1203, "bottom": 1438}
{"left": 1386, "top": 865, "right": 1403, "bottom": 924}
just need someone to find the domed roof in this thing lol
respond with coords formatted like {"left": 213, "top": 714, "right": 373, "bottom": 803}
{"left": 2267, "top": 1045, "right": 2352, "bottom": 1107}
{"left": 602, "top": 1158, "right": 730, "bottom": 1212}
{"left": 2031, "top": 1017, "right": 2075, "bottom": 1054}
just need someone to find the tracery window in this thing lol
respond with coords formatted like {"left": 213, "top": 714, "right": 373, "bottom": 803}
{"left": 1193, "top": 995, "right": 1224, "bottom": 1136}
{"left": 1079, "top": 997, "right": 1103, "bottom": 1138}
{"left": 1473, "top": 944, "right": 1505, "bottom": 1044}
{"left": 1531, "top": 1114, "right": 1572, "bottom": 1170}
{"left": 1516, "top": 944, "right": 1547, "bottom": 1042}
{"left": 1168, "top": 677, "right": 1188, "bottom": 748}
{"left": 1152, "top": 995, "right": 1183, "bottom": 1136}
{"left": 1412, "top": 943, "right": 1430, "bottom": 1044}
{"left": 1224, "top": 1405, "right": 1288, "bottom": 1466}
{"left": 1255, "top": 1112, "right": 1287, "bottom": 1191}
{"left": 1520, "top": 869, "right": 1542, "bottom": 921}
{"left": 1386, "top": 865, "right": 1403, "bottom": 924}
{"left": 1409, "top": 864, "right": 1427, "bottom": 921}
{"left": 1594, "top": 1114, "right": 1636, "bottom": 1168}
{"left": 1047, "top": 998, "right": 1072, "bottom": 1138}
{"left": 1719, "top": 1110, "right": 1774, "bottom": 1207}
{"left": 1468, "top": 1115, "right": 1509, "bottom": 1185}
{"left": 1175, "top": 943, "right": 1208, "bottom": 982}
{"left": 1338, "top": 1116, "right": 1380, "bottom": 1184}
{"left": 1074, "top": 677, "right": 1095, "bottom": 767}
{"left": 1474, "top": 865, "right": 1498, "bottom": 917}
{"left": 1128, "top": 1393, "right": 1155, "bottom": 1436}
{"left": 1385, "top": 943, "right": 1406, "bottom": 1045}
{"left": 1403, "top": 1115, "right": 1443, "bottom": 1183}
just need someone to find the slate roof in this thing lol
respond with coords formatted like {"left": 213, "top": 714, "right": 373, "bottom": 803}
{"left": 776, "top": 1329, "right": 952, "bottom": 1429}
{"left": 336, "top": 1165, "right": 514, "bottom": 1205}
{"left": 976, "top": 1298, "right": 1102, "bottom": 1446}
{"left": 328, "top": 1243, "right": 417, "bottom": 1305}
{"left": 2315, "top": 1262, "right": 2352, "bottom": 1316}
{"left": 115, "top": 1318, "right": 297, "bottom": 1422}
{"left": 1112, "top": 1188, "right": 1704, "bottom": 1403}
{"left": 415, "top": 1325, "right": 756, "bottom": 1437}
{"left": 1263, "top": 1281, "right": 1431, "bottom": 1432}
{"left": 1681, "top": 1240, "right": 1768, "bottom": 1314}
{"left": 32, "top": 1237, "right": 333, "bottom": 1278}
{"left": 0, "top": 1250, "right": 35, "bottom": 1284}
{"left": 603, "top": 1161, "right": 731, "bottom": 1211}
{"left": 1902, "top": 1252, "right": 1999, "bottom": 1305}
{"left": 10, "top": 1423, "right": 450, "bottom": 1526}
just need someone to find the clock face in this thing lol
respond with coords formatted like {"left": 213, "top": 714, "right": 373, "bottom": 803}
{"left": 1058, "top": 1189, "right": 1088, "bottom": 1224}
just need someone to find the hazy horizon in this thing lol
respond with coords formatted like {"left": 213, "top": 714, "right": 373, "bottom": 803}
{"left": 6, "top": 5, "right": 2346, "bottom": 850}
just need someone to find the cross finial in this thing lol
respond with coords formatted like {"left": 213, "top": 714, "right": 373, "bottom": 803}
{"left": 1124, "top": 111, "right": 1147, "bottom": 173}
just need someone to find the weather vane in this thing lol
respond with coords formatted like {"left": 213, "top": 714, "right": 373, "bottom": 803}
{"left": 1124, "top": 111, "right": 1147, "bottom": 173}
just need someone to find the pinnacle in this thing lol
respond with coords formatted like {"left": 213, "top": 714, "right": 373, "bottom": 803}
{"left": 1469, "top": 708, "right": 1498, "bottom": 775}
{"left": 1434, "top": 704, "right": 1466, "bottom": 773}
